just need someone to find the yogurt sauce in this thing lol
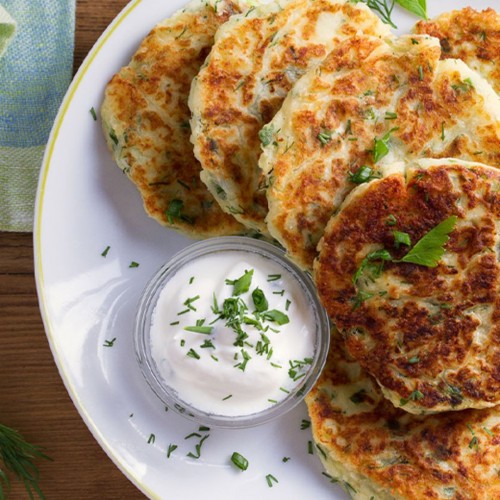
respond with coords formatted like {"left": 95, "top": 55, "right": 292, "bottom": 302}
{"left": 150, "top": 250, "right": 316, "bottom": 416}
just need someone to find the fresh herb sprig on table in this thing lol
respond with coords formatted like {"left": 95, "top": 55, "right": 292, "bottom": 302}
{"left": 0, "top": 423, "right": 51, "bottom": 500}
{"left": 353, "top": 0, "right": 427, "bottom": 29}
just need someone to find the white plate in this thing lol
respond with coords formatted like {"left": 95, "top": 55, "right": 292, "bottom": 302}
{"left": 34, "top": 1, "right": 498, "bottom": 498}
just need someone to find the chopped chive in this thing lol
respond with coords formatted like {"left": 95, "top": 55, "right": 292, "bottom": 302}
{"left": 103, "top": 338, "right": 116, "bottom": 347}
{"left": 183, "top": 295, "right": 200, "bottom": 311}
{"left": 400, "top": 389, "right": 424, "bottom": 406}
{"left": 90, "top": 107, "right": 97, "bottom": 121}
{"left": 308, "top": 441, "right": 313, "bottom": 454}
{"left": 469, "top": 436, "right": 479, "bottom": 451}
{"left": 408, "top": 356, "right": 420, "bottom": 364}
{"left": 386, "top": 214, "right": 397, "bottom": 226}
{"left": 266, "top": 474, "right": 278, "bottom": 487}
{"left": 147, "top": 434, "right": 155, "bottom": 444}
{"left": 184, "top": 325, "right": 214, "bottom": 334}
{"left": 267, "top": 274, "right": 281, "bottom": 282}
{"left": 300, "top": 419, "right": 311, "bottom": 430}
{"left": 101, "top": 245, "right": 110, "bottom": 257}
{"left": 187, "top": 348, "right": 200, "bottom": 360}
{"left": 129, "top": 261, "right": 139, "bottom": 268}
{"left": 184, "top": 432, "right": 201, "bottom": 440}
{"left": 348, "top": 165, "right": 379, "bottom": 184}
{"left": 200, "top": 339, "right": 215, "bottom": 349}
{"left": 418, "top": 65, "right": 424, "bottom": 81}
{"left": 384, "top": 111, "right": 397, "bottom": 120}
{"left": 166, "top": 444, "right": 177, "bottom": 458}
{"left": 252, "top": 287, "right": 268, "bottom": 312}
{"left": 189, "top": 276, "right": 195, "bottom": 284}
{"left": 317, "top": 129, "right": 333, "bottom": 146}
{"left": 170, "top": 321, "right": 180, "bottom": 326}
{"left": 279, "top": 387, "right": 290, "bottom": 394}
{"left": 222, "top": 394, "right": 233, "bottom": 401}
{"left": 186, "top": 434, "right": 209, "bottom": 459}
{"left": 231, "top": 452, "right": 249, "bottom": 471}
{"left": 282, "top": 457, "right": 291, "bottom": 463}
{"left": 268, "top": 399, "right": 278, "bottom": 404}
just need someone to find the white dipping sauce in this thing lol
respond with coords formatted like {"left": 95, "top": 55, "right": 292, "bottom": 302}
{"left": 150, "top": 251, "right": 316, "bottom": 416}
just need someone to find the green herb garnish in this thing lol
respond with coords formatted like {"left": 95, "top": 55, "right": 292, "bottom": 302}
{"left": 231, "top": 452, "right": 249, "bottom": 471}
{"left": 0, "top": 423, "right": 51, "bottom": 500}
{"left": 400, "top": 389, "right": 424, "bottom": 406}
{"left": 266, "top": 474, "right": 278, "bottom": 487}
{"left": 187, "top": 348, "right": 200, "bottom": 360}
{"left": 166, "top": 199, "right": 194, "bottom": 225}
{"left": 103, "top": 338, "right": 116, "bottom": 347}
{"left": 262, "top": 309, "right": 289, "bottom": 325}
{"left": 348, "top": 165, "right": 379, "bottom": 184}
{"left": 452, "top": 78, "right": 474, "bottom": 93}
{"left": 396, "top": 216, "right": 457, "bottom": 267}
{"left": 373, "top": 127, "right": 398, "bottom": 163}
{"left": 184, "top": 325, "right": 214, "bottom": 335}
{"left": 317, "top": 129, "right": 333, "bottom": 146}
{"left": 393, "top": 230, "right": 411, "bottom": 248}
{"left": 252, "top": 288, "right": 268, "bottom": 312}
{"left": 226, "top": 269, "right": 253, "bottom": 295}
{"left": 166, "top": 444, "right": 177, "bottom": 458}
{"left": 259, "top": 125, "right": 274, "bottom": 147}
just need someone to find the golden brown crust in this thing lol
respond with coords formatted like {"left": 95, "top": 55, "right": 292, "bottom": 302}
{"left": 101, "top": 0, "right": 246, "bottom": 238}
{"left": 313, "top": 159, "right": 500, "bottom": 414}
{"left": 189, "top": 0, "right": 390, "bottom": 234}
{"left": 306, "top": 329, "right": 500, "bottom": 499}
{"left": 260, "top": 34, "right": 500, "bottom": 270}
{"left": 415, "top": 7, "right": 500, "bottom": 94}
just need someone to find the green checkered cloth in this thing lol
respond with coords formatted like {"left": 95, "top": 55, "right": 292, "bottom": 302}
{"left": 0, "top": 1, "right": 75, "bottom": 232}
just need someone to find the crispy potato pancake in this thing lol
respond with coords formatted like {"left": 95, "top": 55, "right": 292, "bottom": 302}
{"left": 306, "top": 328, "right": 500, "bottom": 500}
{"left": 101, "top": 0, "right": 247, "bottom": 238}
{"left": 260, "top": 34, "right": 500, "bottom": 270}
{"left": 313, "top": 158, "right": 500, "bottom": 414}
{"left": 189, "top": 0, "right": 391, "bottom": 234}
{"left": 414, "top": 7, "right": 500, "bottom": 94}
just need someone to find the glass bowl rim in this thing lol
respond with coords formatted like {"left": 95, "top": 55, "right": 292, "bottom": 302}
{"left": 134, "top": 236, "right": 330, "bottom": 429}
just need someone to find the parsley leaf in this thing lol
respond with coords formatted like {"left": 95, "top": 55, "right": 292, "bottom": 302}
{"left": 395, "top": 0, "right": 427, "bottom": 20}
{"left": 397, "top": 216, "right": 457, "bottom": 267}
{"left": 373, "top": 127, "right": 398, "bottom": 163}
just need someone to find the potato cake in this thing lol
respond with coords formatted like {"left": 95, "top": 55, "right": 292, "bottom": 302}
{"left": 313, "top": 158, "right": 500, "bottom": 414}
{"left": 306, "top": 328, "right": 500, "bottom": 499}
{"left": 415, "top": 7, "right": 500, "bottom": 94}
{"left": 260, "top": 34, "right": 500, "bottom": 269}
{"left": 101, "top": 0, "right": 247, "bottom": 238}
{"left": 189, "top": 0, "right": 391, "bottom": 234}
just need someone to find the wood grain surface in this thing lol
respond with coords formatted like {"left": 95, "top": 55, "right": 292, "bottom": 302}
{"left": 0, "top": 1, "right": 147, "bottom": 498}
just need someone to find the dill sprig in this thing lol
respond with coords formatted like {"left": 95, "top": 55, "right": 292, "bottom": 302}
{"left": 0, "top": 424, "right": 51, "bottom": 500}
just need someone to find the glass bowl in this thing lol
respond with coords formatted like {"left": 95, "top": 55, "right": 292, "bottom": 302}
{"left": 134, "top": 236, "right": 330, "bottom": 429}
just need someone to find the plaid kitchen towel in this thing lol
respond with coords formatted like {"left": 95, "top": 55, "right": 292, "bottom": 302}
{"left": 0, "top": 1, "right": 75, "bottom": 231}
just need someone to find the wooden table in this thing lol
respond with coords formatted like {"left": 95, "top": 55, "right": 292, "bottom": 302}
{"left": 0, "top": 1, "right": 146, "bottom": 498}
